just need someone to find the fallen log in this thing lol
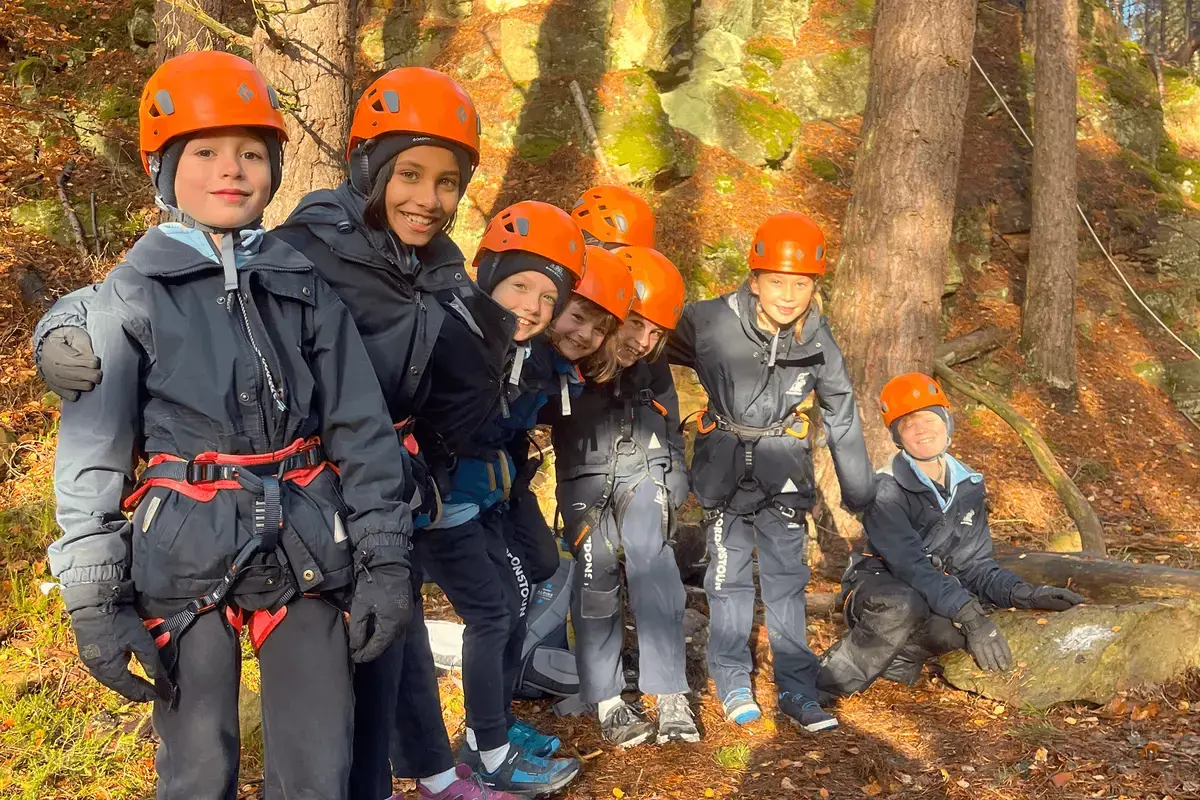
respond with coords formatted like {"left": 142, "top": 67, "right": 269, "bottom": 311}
{"left": 935, "top": 326, "right": 1011, "bottom": 367}
{"left": 996, "top": 548, "right": 1200, "bottom": 605}
{"left": 940, "top": 599, "right": 1200, "bottom": 710}
{"left": 934, "top": 360, "right": 1107, "bottom": 555}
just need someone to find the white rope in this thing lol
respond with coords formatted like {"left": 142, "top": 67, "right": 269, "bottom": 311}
{"left": 970, "top": 55, "right": 1200, "bottom": 361}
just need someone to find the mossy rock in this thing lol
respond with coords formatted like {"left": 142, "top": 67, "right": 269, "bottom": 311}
{"left": 1167, "top": 361, "right": 1200, "bottom": 419}
{"left": 535, "top": 2, "right": 607, "bottom": 78}
{"left": 498, "top": 17, "right": 541, "bottom": 82}
{"left": 1090, "top": 40, "right": 1163, "bottom": 160}
{"left": 97, "top": 87, "right": 139, "bottom": 122}
{"left": 691, "top": 235, "right": 750, "bottom": 299}
{"left": 746, "top": 41, "right": 784, "bottom": 69}
{"left": 944, "top": 249, "right": 965, "bottom": 297}
{"left": 1132, "top": 358, "right": 1167, "bottom": 389}
{"left": 507, "top": 86, "right": 577, "bottom": 160}
{"left": 773, "top": 46, "right": 870, "bottom": 122}
{"left": 606, "top": 0, "right": 692, "bottom": 73}
{"left": 661, "top": 81, "right": 798, "bottom": 166}
{"left": 594, "top": 72, "right": 678, "bottom": 184}
{"left": 11, "top": 199, "right": 128, "bottom": 248}
{"left": 516, "top": 134, "right": 564, "bottom": 164}
{"left": 940, "top": 600, "right": 1200, "bottom": 710}
{"left": 807, "top": 155, "right": 841, "bottom": 182}
{"left": 752, "top": 0, "right": 811, "bottom": 40}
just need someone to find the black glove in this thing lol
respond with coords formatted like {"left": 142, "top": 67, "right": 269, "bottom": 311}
{"left": 1011, "top": 583, "right": 1084, "bottom": 611}
{"left": 348, "top": 539, "right": 413, "bottom": 663}
{"left": 665, "top": 463, "right": 690, "bottom": 511}
{"left": 64, "top": 581, "right": 173, "bottom": 703}
{"left": 953, "top": 599, "right": 1012, "bottom": 672}
{"left": 39, "top": 326, "right": 101, "bottom": 401}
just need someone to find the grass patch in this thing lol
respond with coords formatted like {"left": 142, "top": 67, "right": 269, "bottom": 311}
{"left": 713, "top": 742, "right": 751, "bottom": 770}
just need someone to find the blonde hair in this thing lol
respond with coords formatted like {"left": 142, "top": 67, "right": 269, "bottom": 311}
{"left": 794, "top": 286, "right": 825, "bottom": 342}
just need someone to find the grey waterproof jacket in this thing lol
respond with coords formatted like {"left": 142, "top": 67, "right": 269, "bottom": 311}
{"left": 49, "top": 228, "right": 412, "bottom": 601}
{"left": 666, "top": 283, "right": 875, "bottom": 514}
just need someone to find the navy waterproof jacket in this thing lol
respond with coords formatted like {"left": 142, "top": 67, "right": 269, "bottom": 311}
{"left": 666, "top": 283, "right": 875, "bottom": 514}
{"left": 847, "top": 453, "right": 1028, "bottom": 619}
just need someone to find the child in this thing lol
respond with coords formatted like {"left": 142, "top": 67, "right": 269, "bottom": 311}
{"left": 817, "top": 373, "right": 1084, "bottom": 698}
{"left": 421, "top": 200, "right": 585, "bottom": 797}
{"left": 36, "top": 66, "right": 518, "bottom": 800}
{"left": 549, "top": 246, "right": 697, "bottom": 747}
{"left": 47, "top": 52, "right": 415, "bottom": 799}
{"left": 665, "top": 212, "right": 875, "bottom": 733}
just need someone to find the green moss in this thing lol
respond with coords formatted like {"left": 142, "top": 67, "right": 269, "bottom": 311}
{"left": 745, "top": 41, "right": 784, "bottom": 69}
{"left": 97, "top": 88, "right": 138, "bottom": 122}
{"left": 729, "top": 90, "right": 801, "bottom": 163}
{"left": 807, "top": 155, "right": 840, "bottom": 182}
{"left": 714, "top": 175, "right": 736, "bottom": 194}
{"left": 597, "top": 74, "right": 676, "bottom": 183}
{"left": 744, "top": 62, "right": 773, "bottom": 94}
{"left": 516, "top": 134, "right": 564, "bottom": 163}
{"left": 11, "top": 198, "right": 126, "bottom": 247}
{"left": 695, "top": 236, "right": 750, "bottom": 296}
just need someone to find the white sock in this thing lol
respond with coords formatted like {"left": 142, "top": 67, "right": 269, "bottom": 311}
{"left": 597, "top": 695, "right": 624, "bottom": 722}
{"left": 480, "top": 743, "right": 510, "bottom": 773}
{"left": 465, "top": 727, "right": 478, "bottom": 751}
{"left": 419, "top": 766, "right": 459, "bottom": 794}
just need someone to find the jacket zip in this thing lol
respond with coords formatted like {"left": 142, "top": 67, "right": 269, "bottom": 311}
{"left": 232, "top": 289, "right": 285, "bottom": 450}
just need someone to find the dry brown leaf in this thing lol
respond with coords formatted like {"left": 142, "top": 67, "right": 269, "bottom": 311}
{"left": 1050, "top": 772, "right": 1074, "bottom": 787}
{"left": 1035, "top": 747, "right": 1049, "bottom": 763}
{"left": 815, "top": 767, "right": 832, "bottom": 776}
{"left": 819, "top": 790, "right": 830, "bottom": 800}
{"left": 1037, "top": 618, "right": 1049, "bottom": 625}
{"left": 862, "top": 780, "right": 882, "bottom": 797}
{"left": 781, "top": 777, "right": 797, "bottom": 791}
{"left": 1131, "top": 702, "right": 1160, "bottom": 721}
{"left": 1141, "top": 742, "right": 1161, "bottom": 759}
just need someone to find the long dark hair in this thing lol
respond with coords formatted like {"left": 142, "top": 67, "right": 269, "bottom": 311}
{"left": 362, "top": 154, "right": 458, "bottom": 235}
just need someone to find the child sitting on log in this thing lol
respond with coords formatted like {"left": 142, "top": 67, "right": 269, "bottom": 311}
{"left": 817, "top": 373, "right": 1084, "bottom": 700}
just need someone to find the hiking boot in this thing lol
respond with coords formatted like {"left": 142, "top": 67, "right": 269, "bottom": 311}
{"left": 778, "top": 692, "right": 839, "bottom": 733}
{"left": 721, "top": 688, "right": 762, "bottom": 726}
{"left": 468, "top": 744, "right": 580, "bottom": 798}
{"left": 600, "top": 701, "right": 656, "bottom": 748}
{"left": 881, "top": 655, "right": 925, "bottom": 686}
{"left": 413, "top": 764, "right": 520, "bottom": 800}
{"left": 508, "top": 719, "right": 561, "bottom": 758}
{"left": 655, "top": 693, "right": 700, "bottom": 743}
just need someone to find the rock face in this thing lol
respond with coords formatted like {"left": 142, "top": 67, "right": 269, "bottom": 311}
{"left": 661, "top": 82, "right": 799, "bottom": 166}
{"left": 939, "top": 600, "right": 1200, "bottom": 710}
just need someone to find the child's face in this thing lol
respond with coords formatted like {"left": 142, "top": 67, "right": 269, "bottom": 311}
{"left": 491, "top": 270, "right": 558, "bottom": 342}
{"left": 173, "top": 128, "right": 272, "bottom": 228}
{"left": 384, "top": 145, "right": 461, "bottom": 247}
{"left": 614, "top": 312, "right": 664, "bottom": 367}
{"left": 549, "top": 297, "right": 609, "bottom": 361}
{"left": 896, "top": 409, "right": 949, "bottom": 461}
{"left": 749, "top": 271, "right": 816, "bottom": 329}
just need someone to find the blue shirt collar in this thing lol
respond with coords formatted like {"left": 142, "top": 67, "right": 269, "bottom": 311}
{"left": 901, "top": 452, "right": 982, "bottom": 511}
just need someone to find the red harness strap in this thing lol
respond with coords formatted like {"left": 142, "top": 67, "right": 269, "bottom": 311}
{"left": 123, "top": 437, "right": 328, "bottom": 511}
{"left": 394, "top": 418, "right": 420, "bottom": 457}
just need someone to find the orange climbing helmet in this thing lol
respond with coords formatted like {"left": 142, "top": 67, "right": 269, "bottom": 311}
{"left": 748, "top": 212, "right": 827, "bottom": 276}
{"left": 347, "top": 67, "right": 480, "bottom": 194}
{"left": 576, "top": 246, "right": 636, "bottom": 321}
{"left": 139, "top": 51, "right": 288, "bottom": 206}
{"left": 616, "top": 246, "right": 686, "bottom": 330}
{"left": 474, "top": 201, "right": 585, "bottom": 316}
{"left": 879, "top": 373, "right": 950, "bottom": 429}
{"left": 571, "top": 185, "right": 656, "bottom": 248}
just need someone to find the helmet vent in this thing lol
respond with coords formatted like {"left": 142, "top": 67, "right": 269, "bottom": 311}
{"left": 152, "top": 89, "right": 174, "bottom": 116}
{"left": 383, "top": 90, "right": 400, "bottom": 113}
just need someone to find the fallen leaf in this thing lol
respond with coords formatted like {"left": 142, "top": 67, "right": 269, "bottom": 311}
{"left": 1035, "top": 747, "right": 1049, "bottom": 763}
{"left": 957, "top": 779, "right": 970, "bottom": 788}
{"left": 962, "top": 766, "right": 976, "bottom": 773}
{"left": 806, "top": 750, "right": 823, "bottom": 761}
{"left": 846, "top": 746, "right": 860, "bottom": 755}
{"left": 1050, "top": 772, "right": 1074, "bottom": 787}
{"left": 1065, "top": 717, "right": 1078, "bottom": 725}
{"left": 1141, "top": 742, "right": 1161, "bottom": 759}
{"left": 862, "top": 780, "right": 882, "bottom": 797}
{"left": 781, "top": 777, "right": 797, "bottom": 791}
{"left": 1037, "top": 618, "right": 1049, "bottom": 625}
{"left": 993, "top": 703, "right": 1007, "bottom": 715}
{"left": 613, "top": 789, "right": 624, "bottom": 799}
{"left": 898, "top": 773, "right": 913, "bottom": 785}
{"left": 705, "top": 789, "right": 716, "bottom": 798}
{"left": 819, "top": 790, "right": 830, "bottom": 800}
{"left": 1179, "top": 701, "right": 1191, "bottom": 711}
{"left": 1112, "top": 626, "right": 1122, "bottom": 632}
{"left": 1131, "top": 702, "right": 1160, "bottom": 721}
{"left": 815, "top": 766, "right": 831, "bottom": 776}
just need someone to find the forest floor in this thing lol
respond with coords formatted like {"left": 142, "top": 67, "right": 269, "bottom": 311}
{"left": 2, "top": 0, "right": 1200, "bottom": 798}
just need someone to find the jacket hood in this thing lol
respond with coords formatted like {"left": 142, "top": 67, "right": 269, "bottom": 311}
{"left": 124, "top": 227, "right": 310, "bottom": 278}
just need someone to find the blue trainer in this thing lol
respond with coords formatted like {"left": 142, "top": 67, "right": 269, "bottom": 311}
{"left": 722, "top": 688, "right": 762, "bottom": 725}
{"left": 508, "top": 720, "right": 561, "bottom": 758}
{"left": 778, "top": 692, "right": 839, "bottom": 733}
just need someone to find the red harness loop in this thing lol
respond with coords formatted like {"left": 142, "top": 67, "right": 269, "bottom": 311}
{"left": 393, "top": 418, "right": 420, "bottom": 456}
{"left": 123, "top": 437, "right": 328, "bottom": 511}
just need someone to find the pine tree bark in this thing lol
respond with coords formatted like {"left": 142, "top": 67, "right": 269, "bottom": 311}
{"left": 253, "top": 1, "right": 356, "bottom": 227}
{"left": 154, "top": 0, "right": 247, "bottom": 62}
{"left": 1145, "top": 0, "right": 1154, "bottom": 47}
{"left": 829, "top": 0, "right": 978, "bottom": 467}
{"left": 1021, "top": 0, "right": 1079, "bottom": 390}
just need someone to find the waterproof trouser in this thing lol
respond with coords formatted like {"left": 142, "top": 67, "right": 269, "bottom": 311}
{"left": 559, "top": 470, "right": 688, "bottom": 704}
{"left": 817, "top": 572, "right": 967, "bottom": 697}
{"left": 147, "top": 595, "right": 353, "bottom": 800}
{"left": 503, "top": 485, "right": 561, "bottom": 586}
{"left": 349, "top": 546, "right": 454, "bottom": 800}
{"left": 704, "top": 505, "right": 816, "bottom": 700}
{"left": 418, "top": 509, "right": 524, "bottom": 751}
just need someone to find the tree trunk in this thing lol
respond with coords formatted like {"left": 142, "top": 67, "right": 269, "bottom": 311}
{"left": 829, "top": 0, "right": 978, "bottom": 467}
{"left": 154, "top": 0, "right": 242, "bottom": 62}
{"left": 253, "top": 1, "right": 356, "bottom": 227}
{"left": 1160, "top": 0, "right": 1168, "bottom": 52}
{"left": 996, "top": 548, "right": 1200, "bottom": 603}
{"left": 1145, "top": 0, "right": 1154, "bottom": 47}
{"left": 1024, "top": 0, "right": 1038, "bottom": 57}
{"left": 1021, "top": 0, "right": 1079, "bottom": 391}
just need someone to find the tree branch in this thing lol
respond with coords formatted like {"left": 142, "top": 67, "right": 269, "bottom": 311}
{"left": 160, "top": 0, "right": 254, "bottom": 49}
{"left": 935, "top": 326, "right": 1011, "bottom": 366}
{"left": 55, "top": 161, "right": 91, "bottom": 267}
{"left": 933, "top": 360, "right": 1107, "bottom": 555}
